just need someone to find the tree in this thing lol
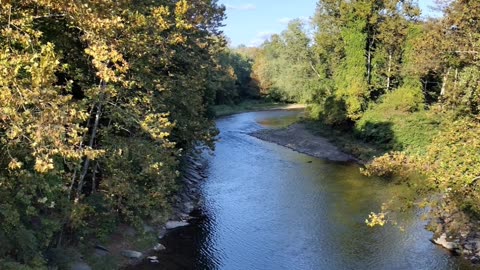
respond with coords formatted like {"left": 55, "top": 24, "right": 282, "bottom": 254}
{"left": 0, "top": 0, "right": 230, "bottom": 267}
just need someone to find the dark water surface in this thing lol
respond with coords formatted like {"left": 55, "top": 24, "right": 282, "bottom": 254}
{"left": 132, "top": 110, "right": 472, "bottom": 270}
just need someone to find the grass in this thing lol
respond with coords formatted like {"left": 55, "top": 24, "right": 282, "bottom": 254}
{"left": 213, "top": 99, "right": 297, "bottom": 117}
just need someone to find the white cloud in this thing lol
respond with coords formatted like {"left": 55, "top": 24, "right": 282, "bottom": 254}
{"left": 278, "top": 16, "right": 310, "bottom": 26}
{"left": 278, "top": 17, "right": 292, "bottom": 25}
{"left": 248, "top": 31, "right": 275, "bottom": 47}
{"left": 226, "top": 3, "right": 256, "bottom": 11}
{"left": 299, "top": 16, "right": 311, "bottom": 23}
{"left": 257, "top": 31, "right": 274, "bottom": 39}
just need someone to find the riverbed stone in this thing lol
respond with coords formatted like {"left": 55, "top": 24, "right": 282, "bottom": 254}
{"left": 186, "top": 170, "right": 203, "bottom": 181}
{"left": 189, "top": 159, "right": 202, "bottom": 168}
{"left": 95, "top": 244, "right": 109, "bottom": 251}
{"left": 93, "top": 246, "right": 110, "bottom": 257}
{"left": 471, "top": 256, "right": 480, "bottom": 264}
{"left": 147, "top": 255, "right": 160, "bottom": 263}
{"left": 179, "top": 212, "right": 195, "bottom": 221}
{"left": 165, "top": 220, "right": 189, "bottom": 230}
{"left": 183, "top": 201, "right": 195, "bottom": 213}
{"left": 185, "top": 176, "right": 199, "bottom": 184}
{"left": 121, "top": 250, "right": 143, "bottom": 259}
{"left": 434, "top": 233, "right": 458, "bottom": 251}
{"left": 153, "top": 243, "right": 166, "bottom": 251}
{"left": 70, "top": 262, "right": 92, "bottom": 270}
{"left": 468, "top": 238, "right": 480, "bottom": 250}
{"left": 181, "top": 192, "right": 194, "bottom": 202}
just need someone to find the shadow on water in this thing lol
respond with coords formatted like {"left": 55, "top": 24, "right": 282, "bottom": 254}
{"left": 125, "top": 209, "right": 219, "bottom": 270}
{"left": 255, "top": 109, "right": 304, "bottom": 129}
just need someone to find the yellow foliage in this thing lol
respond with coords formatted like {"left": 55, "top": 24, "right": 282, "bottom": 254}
{"left": 366, "top": 212, "right": 387, "bottom": 227}
{"left": 0, "top": 0, "right": 226, "bottom": 266}
{"left": 8, "top": 159, "right": 23, "bottom": 170}
{"left": 153, "top": 6, "right": 171, "bottom": 30}
{"left": 34, "top": 157, "right": 54, "bottom": 173}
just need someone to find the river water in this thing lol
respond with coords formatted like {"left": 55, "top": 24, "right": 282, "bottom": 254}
{"left": 133, "top": 110, "right": 472, "bottom": 270}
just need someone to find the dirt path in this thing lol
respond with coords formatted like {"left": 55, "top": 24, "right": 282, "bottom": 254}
{"left": 250, "top": 123, "right": 358, "bottom": 163}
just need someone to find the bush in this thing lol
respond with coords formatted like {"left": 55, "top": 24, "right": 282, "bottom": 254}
{"left": 308, "top": 97, "right": 349, "bottom": 127}
{"left": 355, "top": 86, "right": 439, "bottom": 151}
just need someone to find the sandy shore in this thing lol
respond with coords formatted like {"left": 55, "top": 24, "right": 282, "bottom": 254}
{"left": 250, "top": 122, "right": 358, "bottom": 163}
{"left": 272, "top": 104, "right": 306, "bottom": 110}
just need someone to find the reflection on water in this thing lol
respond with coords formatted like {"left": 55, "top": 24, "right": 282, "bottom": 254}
{"left": 255, "top": 109, "right": 304, "bottom": 128}
{"left": 131, "top": 110, "right": 473, "bottom": 270}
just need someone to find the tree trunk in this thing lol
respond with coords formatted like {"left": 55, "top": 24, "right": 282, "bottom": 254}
{"left": 76, "top": 100, "right": 102, "bottom": 199}
{"left": 310, "top": 61, "right": 322, "bottom": 79}
{"left": 91, "top": 162, "right": 99, "bottom": 194}
{"left": 7, "top": 5, "right": 11, "bottom": 29}
{"left": 386, "top": 52, "right": 392, "bottom": 91}
{"left": 67, "top": 104, "right": 95, "bottom": 201}
{"left": 453, "top": 68, "right": 458, "bottom": 92}
{"left": 440, "top": 68, "right": 451, "bottom": 96}
{"left": 367, "top": 33, "right": 375, "bottom": 86}
{"left": 75, "top": 81, "right": 105, "bottom": 200}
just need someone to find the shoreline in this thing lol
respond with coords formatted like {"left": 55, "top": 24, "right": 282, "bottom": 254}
{"left": 250, "top": 122, "right": 359, "bottom": 164}
{"left": 123, "top": 155, "right": 207, "bottom": 267}
{"left": 75, "top": 155, "right": 207, "bottom": 270}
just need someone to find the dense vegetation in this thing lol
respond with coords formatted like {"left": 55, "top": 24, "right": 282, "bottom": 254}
{"left": 0, "top": 0, "right": 256, "bottom": 268}
{"left": 253, "top": 0, "right": 480, "bottom": 235}
{"left": 1, "top": 0, "right": 478, "bottom": 267}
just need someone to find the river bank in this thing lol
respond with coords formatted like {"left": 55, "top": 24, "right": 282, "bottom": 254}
{"left": 72, "top": 156, "right": 207, "bottom": 270}
{"left": 250, "top": 122, "right": 358, "bottom": 163}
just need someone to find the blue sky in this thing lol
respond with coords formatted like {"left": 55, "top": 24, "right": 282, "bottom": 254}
{"left": 218, "top": 0, "right": 439, "bottom": 47}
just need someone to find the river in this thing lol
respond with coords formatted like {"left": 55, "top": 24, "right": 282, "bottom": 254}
{"left": 132, "top": 109, "right": 472, "bottom": 270}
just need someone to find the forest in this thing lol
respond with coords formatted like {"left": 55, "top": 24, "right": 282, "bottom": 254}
{"left": 250, "top": 0, "right": 480, "bottom": 242}
{"left": 0, "top": 0, "right": 256, "bottom": 268}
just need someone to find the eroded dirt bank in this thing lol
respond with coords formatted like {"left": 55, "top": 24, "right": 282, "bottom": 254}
{"left": 250, "top": 122, "right": 358, "bottom": 163}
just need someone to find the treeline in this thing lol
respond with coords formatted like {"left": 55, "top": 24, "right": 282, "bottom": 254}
{"left": 211, "top": 46, "right": 260, "bottom": 105}
{"left": 253, "top": 0, "right": 480, "bottom": 233}
{"left": 0, "top": 0, "right": 245, "bottom": 268}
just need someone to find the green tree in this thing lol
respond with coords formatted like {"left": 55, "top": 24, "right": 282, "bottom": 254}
{"left": 0, "top": 0, "right": 229, "bottom": 267}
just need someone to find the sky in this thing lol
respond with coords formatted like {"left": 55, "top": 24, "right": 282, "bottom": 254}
{"left": 218, "top": 0, "right": 440, "bottom": 48}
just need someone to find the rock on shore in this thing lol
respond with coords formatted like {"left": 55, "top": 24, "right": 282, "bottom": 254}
{"left": 165, "top": 220, "right": 189, "bottom": 230}
{"left": 433, "top": 233, "right": 458, "bottom": 251}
